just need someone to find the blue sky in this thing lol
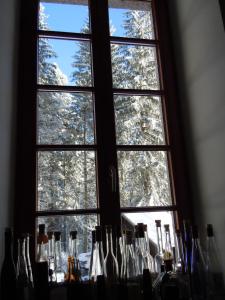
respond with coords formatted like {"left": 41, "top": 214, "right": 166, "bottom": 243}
{"left": 40, "top": 2, "right": 127, "bottom": 83}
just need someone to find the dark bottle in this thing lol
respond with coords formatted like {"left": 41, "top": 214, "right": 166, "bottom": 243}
{"left": 205, "top": 224, "right": 225, "bottom": 299}
{"left": 17, "top": 237, "right": 29, "bottom": 288}
{"left": 190, "top": 225, "right": 206, "bottom": 300}
{"left": 0, "top": 228, "right": 17, "bottom": 300}
{"left": 183, "top": 220, "right": 192, "bottom": 274}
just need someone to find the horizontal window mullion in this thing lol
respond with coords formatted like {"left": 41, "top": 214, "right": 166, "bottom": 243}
{"left": 113, "top": 88, "right": 164, "bottom": 96}
{"left": 110, "top": 36, "right": 158, "bottom": 46}
{"left": 35, "top": 208, "right": 100, "bottom": 216}
{"left": 37, "top": 84, "right": 94, "bottom": 93}
{"left": 37, "top": 30, "right": 91, "bottom": 41}
{"left": 120, "top": 205, "right": 177, "bottom": 213}
{"left": 116, "top": 145, "right": 170, "bottom": 151}
{"left": 36, "top": 145, "right": 97, "bottom": 151}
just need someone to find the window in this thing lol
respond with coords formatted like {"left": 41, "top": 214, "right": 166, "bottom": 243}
{"left": 16, "top": 0, "right": 190, "bottom": 267}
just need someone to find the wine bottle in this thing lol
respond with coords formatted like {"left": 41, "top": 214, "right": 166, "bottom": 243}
{"left": 0, "top": 228, "right": 17, "bottom": 300}
{"left": 205, "top": 224, "right": 225, "bottom": 299}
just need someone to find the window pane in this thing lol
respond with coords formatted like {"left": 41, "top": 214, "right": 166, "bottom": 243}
{"left": 111, "top": 44, "right": 159, "bottom": 90}
{"left": 109, "top": 0, "right": 154, "bottom": 39}
{"left": 121, "top": 211, "right": 176, "bottom": 250}
{"left": 37, "top": 214, "right": 98, "bottom": 280}
{"left": 38, "top": 38, "right": 92, "bottom": 86}
{"left": 118, "top": 151, "right": 172, "bottom": 207}
{"left": 39, "top": 1, "right": 90, "bottom": 34}
{"left": 114, "top": 95, "right": 165, "bottom": 145}
{"left": 37, "top": 151, "right": 97, "bottom": 210}
{"left": 37, "top": 91, "right": 95, "bottom": 145}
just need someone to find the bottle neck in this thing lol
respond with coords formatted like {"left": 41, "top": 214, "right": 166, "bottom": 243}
{"left": 156, "top": 225, "right": 163, "bottom": 255}
{"left": 106, "top": 229, "right": 114, "bottom": 254}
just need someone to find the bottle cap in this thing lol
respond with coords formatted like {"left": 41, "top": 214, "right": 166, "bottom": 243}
{"left": 38, "top": 224, "right": 45, "bottom": 234}
{"left": 164, "top": 224, "right": 170, "bottom": 232}
{"left": 70, "top": 231, "right": 77, "bottom": 240}
{"left": 155, "top": 220, "right": 161, "bottom": 227}
{"left": 92, "top": 230, "right": 96, "bottom": 243}
{"left": 207, "top": 224, "right": 214, "bottom": 237}
{"left": 54, "top": 231, "right": 61, "bottom": 241}
{"left": 47, "top": 231, "right": 54, "bottom": 239}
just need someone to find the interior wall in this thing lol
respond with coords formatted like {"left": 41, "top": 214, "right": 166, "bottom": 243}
{"left": 0, "top": 0, "right": 18, "bottom": 268}
{"left": 168, "top": 0, "right": 225, "bottom": 275}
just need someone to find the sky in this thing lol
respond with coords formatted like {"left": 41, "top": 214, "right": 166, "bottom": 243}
{"left": 40, "top": 2, "right": 127, "bottom": 83}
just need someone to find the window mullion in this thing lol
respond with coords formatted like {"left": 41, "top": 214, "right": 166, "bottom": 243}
{"left": 90, "top": 0, "right": 121, "bottom": 227}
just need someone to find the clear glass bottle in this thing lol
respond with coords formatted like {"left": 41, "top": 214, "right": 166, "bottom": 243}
{"left": 89, "top": 230, "right": 97, "bottom": 282}
{"left": 47, "top": 231, "right": 55, "bottom": 282}
{"left": 36, "top": 224, "right": 48, "bottom": 262}
{"left": 135, "top": 223, "right": 148, "bottom": 276}
{"left": 143, "top": 224, "right": 154, "bottom": 272}
{"left": 174, "top": 229, "right": 184, "bottom": 273}
{"left": 124, "top": 230, "right": 136, "bottom": 280}
{"left": 104, "top": 225, "right": 119, "bottom": 283}
{"left": 163, "top": 224, "right": 173, "bottom": 272}
{"left": 190, "top": 225, "right": 206, "bottom": 300}
{"left": 70, "top": 231, "right": 81, "bottom": 282}
{"left": 183, "top": 220, "right": 192, "bottom": 273}
{"left": 54, "top": 231, "right": 65, "bottom": 283}
{"left": 0, "top": 228, "right": 17, "bottom": 300}
{"left": 25, "top": 234, "right": 34, "bottom": 287}
{"left": 155, "top": 220, "right": 164, "bottom": 274}
{"left": 205, "top": 224, "right": 225, "bottom": 299}
{"left": 94, "top": 226, "right": 105, "bottom": 278}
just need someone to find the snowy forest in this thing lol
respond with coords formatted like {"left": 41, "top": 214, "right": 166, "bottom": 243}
{"left": 37, "top": 2, "right": 172, "bottom": 257}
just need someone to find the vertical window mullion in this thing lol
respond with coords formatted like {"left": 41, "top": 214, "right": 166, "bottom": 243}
{"left": 90, "top": 0, "right": 121, "bottom": 227}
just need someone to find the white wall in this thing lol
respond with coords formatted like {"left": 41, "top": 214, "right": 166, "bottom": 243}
{"left": 168, "top": 0, "right": 225, "bottom": 274}
{"left": 0, "top": 0, "right": 18, "bottom": 268}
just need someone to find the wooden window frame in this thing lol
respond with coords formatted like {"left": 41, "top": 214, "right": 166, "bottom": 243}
{"left": 15, "top": 0, "right": 192, "bottom": 262}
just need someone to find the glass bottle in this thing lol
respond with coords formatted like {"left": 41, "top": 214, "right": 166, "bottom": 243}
{"left": 155, "top": 220, "right": 164, "bottom": 274}
{"left": 47, "top": 231, "right": 55, "bottom": 283}
{"left": 174, "top": 229, "right": 184, "bottom": 273}
{"left": 94, "top": 226, "right": 105, "bottom": 278}
{"left": 0, "top": 228, "right": 17, "bottom": 300}
{"left": 143, "top": 224, "right": 154, "bottom": 272}
{"left": 124, "top": 230, "right": 136, "bottom": 280}
{"left": 205, "top": 224, "right": 225, "bottom": 299}
{"left": 163, "top": 224, "right": 173, "bottom": 272}
{"left": 135, "top": 223, "right": 148, "bottom": 276}
{"left": 54, "top": 231, "right": 65, "bottom": 283}
{"left": 104, "top": 225, "right": 119, "bottom": 283}
{"left": 25, "top": 234, "right": 34, "bottom": 288}
{"left": 70, "top": 230, "right": 81, "bottom": 282}
{"left": 190, "top": 225, "right": 206, "bottom": 300}
{"left": 17, "top": 237, "right": 29, "bottom": 288}
{"left": 89, "top": 230, "right": 97, "bottom": 282}
{"left": 36, "top": 224, "right": 48, "bottom": 262}
{"left": 183, "top": 220, "right": 192, "bottom": 273}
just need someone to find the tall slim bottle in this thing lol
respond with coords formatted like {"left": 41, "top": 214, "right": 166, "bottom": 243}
{"left": 190, "top": 225, "right": 206, "bottom": 300}
{"left": 47, "top": 231, "right": 55, "bottom": 283}
{"left": 54, "top": 231, "right": 65, "bottom": 283}
{"left": 36, "top": 224, "right": 48, "bottom": 262}
{"left": 25, "top": 234, "right": 34, "bottom": 288}
{"left": 104, "top": 225, "right": 119, "bottom": 283}
{"left": 163, "top": 224, "right": 173, "bottom": 272}
{"left": 89, "top": 230, "right": 96, "bottom": 282}
{"left": 94, "top": 226, "right": 105, "bottom": 278}
{"left": 0, "top": 228, "right": 17, "bottom": 300}
{"left": 124, "top": 230, "right": 136, "bottom": 280}
{"left": 205, "top": 224, "right": 225, "bottom": 299}
{"left": 155, "top": 220, "right": 164, "bottom": 274}
{"left": 17, "top": 237, "right": 29, "bottom": 288}
{"left": 183, "top": 220, "right": 192, "bottom": 274}
{"left": 70, "top": 231, "right": 81, "bottom": 282}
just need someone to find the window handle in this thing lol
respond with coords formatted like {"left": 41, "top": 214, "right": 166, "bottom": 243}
{"left": 110, "top": 165, "right": 117, "bottom": 193}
